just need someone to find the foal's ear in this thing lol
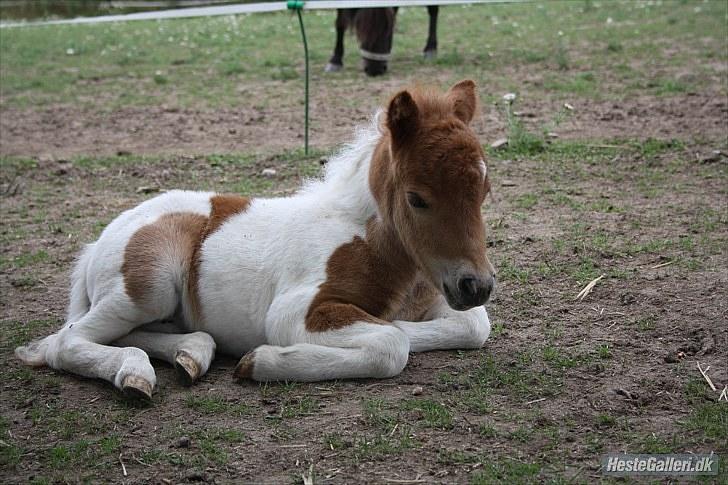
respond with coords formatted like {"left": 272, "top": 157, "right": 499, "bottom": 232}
{"left": 447, "top": 79, "right": 478, "bottom": 124}
{"left": 387, "top": 90, "right": 420, "bottom": 143}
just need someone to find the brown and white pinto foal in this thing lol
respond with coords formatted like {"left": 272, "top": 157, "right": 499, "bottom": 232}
{"left": 16, "top": 80, "right": 496, "bottom": 399}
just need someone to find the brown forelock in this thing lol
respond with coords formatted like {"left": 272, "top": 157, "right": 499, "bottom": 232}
{"left": 187, "top": 194, "right": 251, "bottom": 323}
{"left": 305, "top": 218, "right": 418, "bottom": 332}
{"left": 122, "top": 212, "right": 207, "bottom": 309}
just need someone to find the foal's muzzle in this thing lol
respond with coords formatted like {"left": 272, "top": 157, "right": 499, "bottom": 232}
{"left": 444, "top": 274, "right": 495, "bottom": 311}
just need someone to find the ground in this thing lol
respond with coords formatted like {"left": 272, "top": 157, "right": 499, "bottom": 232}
{"left": 1, "top": 1, "right": 727, "bottom": 483}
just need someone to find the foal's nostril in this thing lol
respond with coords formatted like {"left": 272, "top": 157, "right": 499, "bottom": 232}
{"left": 458, "top": 277, "right": 479, "bottom": 299}
{"left": 457, "top": 276, "right": 493, "bottom": 306}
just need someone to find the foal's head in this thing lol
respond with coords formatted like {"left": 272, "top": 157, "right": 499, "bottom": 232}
{"left": 354, "top": 8, "right": 396, "bottom": 77}
{"left": 373, "top": 80, "right": 496, "bottom": 310}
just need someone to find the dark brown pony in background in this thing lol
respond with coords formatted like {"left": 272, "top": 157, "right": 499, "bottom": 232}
{"left": 325, "top": 6, "right": 439, "bottom": 76}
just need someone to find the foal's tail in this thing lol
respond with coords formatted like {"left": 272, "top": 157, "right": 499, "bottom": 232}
{"left": 67, "top": 243, "right": 94, "bottom": 323}
{"left": 15, "top": 244, "right": 95, "bottom": 367}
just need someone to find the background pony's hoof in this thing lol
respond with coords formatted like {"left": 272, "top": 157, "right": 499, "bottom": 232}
{"left": 174, "top": 351, "right": 200, "bottom": 386}
{"left": 423, "top": 49, "right": 437, "bottom": 60}
{"left": 121, "top": 375, "right": 153, "bottom": 401}
{"left": 325, "top": 62, "right": 343, "bottom": 72}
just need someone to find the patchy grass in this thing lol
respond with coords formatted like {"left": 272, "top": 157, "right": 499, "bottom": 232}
{"left": 185, "top": 394, "right": 253, "bottom": 415}
{"left": 400, "top": 399, "right": 454, "bottom": 430}
{"left": 1, "top": 1, "right": 726, "bottom": 110}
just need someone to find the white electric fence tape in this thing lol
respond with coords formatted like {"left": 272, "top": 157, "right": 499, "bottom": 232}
{"left": 1, "top": 0, "right": 529, "bottom": 28}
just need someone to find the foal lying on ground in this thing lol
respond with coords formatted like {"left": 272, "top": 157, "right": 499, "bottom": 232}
{"left": 16, "top": 80, "right": 496, "bottom": 400}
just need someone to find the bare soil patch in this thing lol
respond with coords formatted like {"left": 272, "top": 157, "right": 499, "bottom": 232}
{"left": 2, "top": 84, "right": 726, "bottom": 160}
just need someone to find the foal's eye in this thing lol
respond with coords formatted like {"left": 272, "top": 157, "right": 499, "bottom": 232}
{"left": 406, "top": 192, "right": 429, "bottom": 209}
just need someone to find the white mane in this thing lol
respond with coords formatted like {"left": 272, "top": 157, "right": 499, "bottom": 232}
{"left": 299, "top": 110, "right": 384, "bottom": 222}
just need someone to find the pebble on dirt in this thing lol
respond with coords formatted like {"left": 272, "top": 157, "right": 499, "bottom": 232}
{"left": 175, "top": 436, "right": 191, "bottom": 448}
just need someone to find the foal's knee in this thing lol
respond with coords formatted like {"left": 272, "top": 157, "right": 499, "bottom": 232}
{"left": 462, "top": 307, "right": 491, "bottom": 348}
{"left": 187, "top": 331, "right": 216, "bottom": 351}
{"left": 367, "top": 327, "right": 410, "bottom": 378}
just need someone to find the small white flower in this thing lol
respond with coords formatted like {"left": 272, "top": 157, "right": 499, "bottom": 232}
{"left": 606, "top": 17, "right": 613, "bottom": 24}
{"left": 155, "top": 70, "right": 164, "bottom": 76}
{"left": 558, "top": 30, "right": 564, "bottom": 36}
{"left": 503, "top": 93, "right": 517, "bottom": 103}
{"left": 66, "top": 48, "right": 75, "bottom": 55}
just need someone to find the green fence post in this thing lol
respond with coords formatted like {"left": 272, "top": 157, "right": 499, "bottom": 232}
{"left": 287, "top": 0, "right": 308, "bottom": 155}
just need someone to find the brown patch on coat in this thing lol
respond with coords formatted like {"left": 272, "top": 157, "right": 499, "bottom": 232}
{"left": 188, "top": 194, "right": 251, "bottom": 322}
{"left": 122, "top": 212, "right": 207, "bottom": 309}
{"left": 206, "top": 194, "right": 251, "bottom": 236}
{"left": 305, "top": 220, "right": 416, "bottom": 332}
{"left": 122, "top": 194, "right": 251, "bottom": 322}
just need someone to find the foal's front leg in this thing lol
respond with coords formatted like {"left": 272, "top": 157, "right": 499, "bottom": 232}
{"left": 235, "top": 296, "right": 410, "bottom": 382}
{"left": 393, "top": 298, "right": 491, "bottom": 352}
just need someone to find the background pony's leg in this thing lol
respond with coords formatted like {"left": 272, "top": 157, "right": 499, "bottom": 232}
{"left": 423, "top": 5, "right": 439, "bottom": 59}
{"left": 392, "top": 301, "right": 490, "bottom": 352}
{"left": 113, "top": 330, "right": 216, "bottom": 386}
{"left": 325, "top": 9, "right": 352, "bottom": 72}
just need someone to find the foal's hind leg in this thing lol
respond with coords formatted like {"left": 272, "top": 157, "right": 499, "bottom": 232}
{"left": 41, "top": 298, "right": 159, "bottom": 399}
{"left": 114, "top": 330, "right": 216, "bottom": 386}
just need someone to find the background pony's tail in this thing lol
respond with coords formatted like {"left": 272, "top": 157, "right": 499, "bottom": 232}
{"left": 15, "top": 243, "right": 95, "bottom": 367}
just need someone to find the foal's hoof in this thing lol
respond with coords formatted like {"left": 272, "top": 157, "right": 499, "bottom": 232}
{"left": 174, "top": 351, "right": 200, "bottom": 386}
{"left": 121, "top": 375, "right": 153, "bottom": 401}
{"left": 423, "top": 50, "right": 437, "bottom": 60}
{"left": 233, "top": 352, "right": 255, "bottom": 381}
{"left": 325, "top": 62, "right": 342, "bottom": 73}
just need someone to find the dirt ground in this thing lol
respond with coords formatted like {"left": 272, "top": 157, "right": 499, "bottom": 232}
{"left": 2, "top": 7, "right": 728, "bottom": 485}
{"left": 1, "top": 78, "right": 726, "bottom": 160}
{"left": 2, "top": 83, "right": 726, "bottom": 482}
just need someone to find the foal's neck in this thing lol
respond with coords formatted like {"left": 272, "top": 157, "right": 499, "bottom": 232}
{"left": 365, "top": 137, "right": 420, "bottom": 304}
